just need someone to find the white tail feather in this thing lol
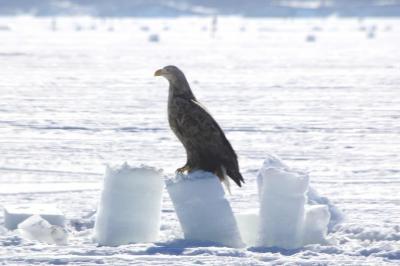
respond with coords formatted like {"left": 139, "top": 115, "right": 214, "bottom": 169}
{"left": 221, "top": 166, "right": 232, "bottom": 195}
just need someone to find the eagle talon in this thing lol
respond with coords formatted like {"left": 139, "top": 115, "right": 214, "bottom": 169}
{"left": 176, "top": 165, "right": 190, "bottom": 174}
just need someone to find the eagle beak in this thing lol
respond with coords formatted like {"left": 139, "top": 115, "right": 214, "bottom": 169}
{"left": 154, "top": 69, "right": 163, "bottom": 76}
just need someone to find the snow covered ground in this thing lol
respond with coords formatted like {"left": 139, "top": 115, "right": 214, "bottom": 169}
{"left": 0, "top": 16, "right": 399, "bottom": 265}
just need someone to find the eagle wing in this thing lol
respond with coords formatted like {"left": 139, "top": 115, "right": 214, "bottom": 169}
{"left": 173, "top": 97, "right": 244, "bottom": 186}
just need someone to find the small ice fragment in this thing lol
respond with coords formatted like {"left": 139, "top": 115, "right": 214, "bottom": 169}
{"left": 18, "top": 215, "right": 68, "bottom": 245}
{"left": 302, "top": 205, "right": 330, "bottom": 245}
{"left": 4, "top": 204, "right": 65, "bottom": 230}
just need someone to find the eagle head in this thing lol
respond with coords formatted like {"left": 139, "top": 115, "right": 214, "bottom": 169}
{"left": 154, "top": 65, "right": 187, "bottom": 84}
{"left": 154, "top": 65, "right": 194, "bottom": 98}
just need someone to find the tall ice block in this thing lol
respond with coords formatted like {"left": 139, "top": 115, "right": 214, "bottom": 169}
{"left": 94, "top": 163, "right": 164, "bottom": 246}
{"left": 257, "top": 167, "right": 309, "bottom": 249}
{"left": 166, "top": 171, "right": 244, "bottom": 248}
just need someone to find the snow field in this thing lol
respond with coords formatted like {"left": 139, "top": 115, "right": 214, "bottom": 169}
{"left": 94, "top": 163, "right": 164, "bottom": 246}
{"left": 0, "top": 16, "right": 399, "bottom": 265}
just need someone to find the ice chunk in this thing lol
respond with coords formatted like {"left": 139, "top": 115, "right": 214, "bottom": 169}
{"left": 235, "top": 209, "right": 259, "bottom": 247}
{"left": 94, "top": 163, "right": 164, "bottom": 246}
{"left": 236, "top": 205, "right": 330, "bottom": 247}
{"left": 18, "top": 215, "right": 68, "bottom": 245}
{"left": 257, "top": 167, "right": 309, "bottom": 249}
{"left": 166, "top": 170, "right": 244, "bottom": 248}
{"left": 4, "top": 204, "right": 65, "bottom": 230}
{"left": 257, "top": 154, "right": 289, "bottom": 198}
{"left": 256, "top": 155, "right": 334, "bottom": 249}
{"left": 307, "top": 186, "right": 344, "bottom": 231}
{"left": 302, "top": 205, "right": 330, "bottom": 245}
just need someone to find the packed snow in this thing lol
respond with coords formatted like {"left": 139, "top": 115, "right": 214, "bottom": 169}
{"left": 94, "top": 163, "right": 164, "bottom": 246}
{"left": 0, "top": 16, "right": 399, "bottom": 265}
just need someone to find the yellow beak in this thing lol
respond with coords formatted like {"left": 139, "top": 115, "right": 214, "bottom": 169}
{"left": 154, "top": 69, "right": 163, "bottom": 76}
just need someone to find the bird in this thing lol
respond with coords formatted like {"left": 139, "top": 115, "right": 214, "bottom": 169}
{"left": 154, "top": 65, "right": 244, "bottom": 188}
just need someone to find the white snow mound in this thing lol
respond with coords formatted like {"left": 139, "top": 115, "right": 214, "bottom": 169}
{"left": 4, "top": 204, "right": 65, "bottom": 230}
{"left": 18, "top": 215, "right": 68, "bottom": 245}
{"left": 166, "top": 170, "right": 244, "bottom": 248}
{"left": 94, "top": 163, "right": 164, "bottom": 246}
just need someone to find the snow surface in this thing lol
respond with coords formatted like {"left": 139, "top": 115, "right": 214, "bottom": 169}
{"left": 0, "top": 16, "right": 399, "bottom": 265}
{"left": 167, "top": 171, "right": 243, "bottom": 248}
{"left": 94, "top": 163, "right": 164, "bottom": 246}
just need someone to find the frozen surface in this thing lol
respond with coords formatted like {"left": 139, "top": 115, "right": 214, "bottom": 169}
{"left": 167, "top": 171, "right": 243, "bottom": 248}
{"left": 4, "top": 204, "right": 65, "bottom": 230}
{"left": 18, "top": 215, "right": 68, "bottom": 245}
{"left": 0, "top": 16, "right": 399, "bottom": 265}
{"left": 94, "top": 163, "right": 163, "bottom": 246}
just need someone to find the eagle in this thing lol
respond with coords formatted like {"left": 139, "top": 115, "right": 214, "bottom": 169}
{"left": 154, "top": 65, "right": 244, "bottom": 188}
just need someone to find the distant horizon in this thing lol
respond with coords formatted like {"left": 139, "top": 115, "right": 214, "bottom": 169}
{"left": 0, "top": 0, "right": 400, "bottom": 17}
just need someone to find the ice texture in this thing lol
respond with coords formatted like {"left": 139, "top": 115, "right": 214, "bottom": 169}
{"left": 235, "top": 209, "right": 259, "bottom": 246}
{"left": 4, "top": 204, "right": 65, "bottom": 230}
{"left": 18, "top": 215, "right": 68, "bottom": 245}
{"left": 256, "top": 154, "right": 289, "bottom": 198}
{"left": 257, "top": 167, "right": 309, "bottom": 249}
{"left": 307, "top": 187, "right": 344, "bottom": 231}
{"left": 256, "top": 155, "right": 332, "bottom": 249}
{"left": 166, "top": 170, "right": 244, "bottom": 248}
{"left": 302, "top": 205, "right": 330, "bottom": 245}
{"left": 94, "top": 163, "right": 164, "bottom": 246}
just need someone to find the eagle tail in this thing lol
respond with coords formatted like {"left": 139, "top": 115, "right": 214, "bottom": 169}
{"left": 215, "top": 165, "right": 244, "bottom": 189}
{"left": 227, "top": 168, "right": 244, "bottom": 187}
